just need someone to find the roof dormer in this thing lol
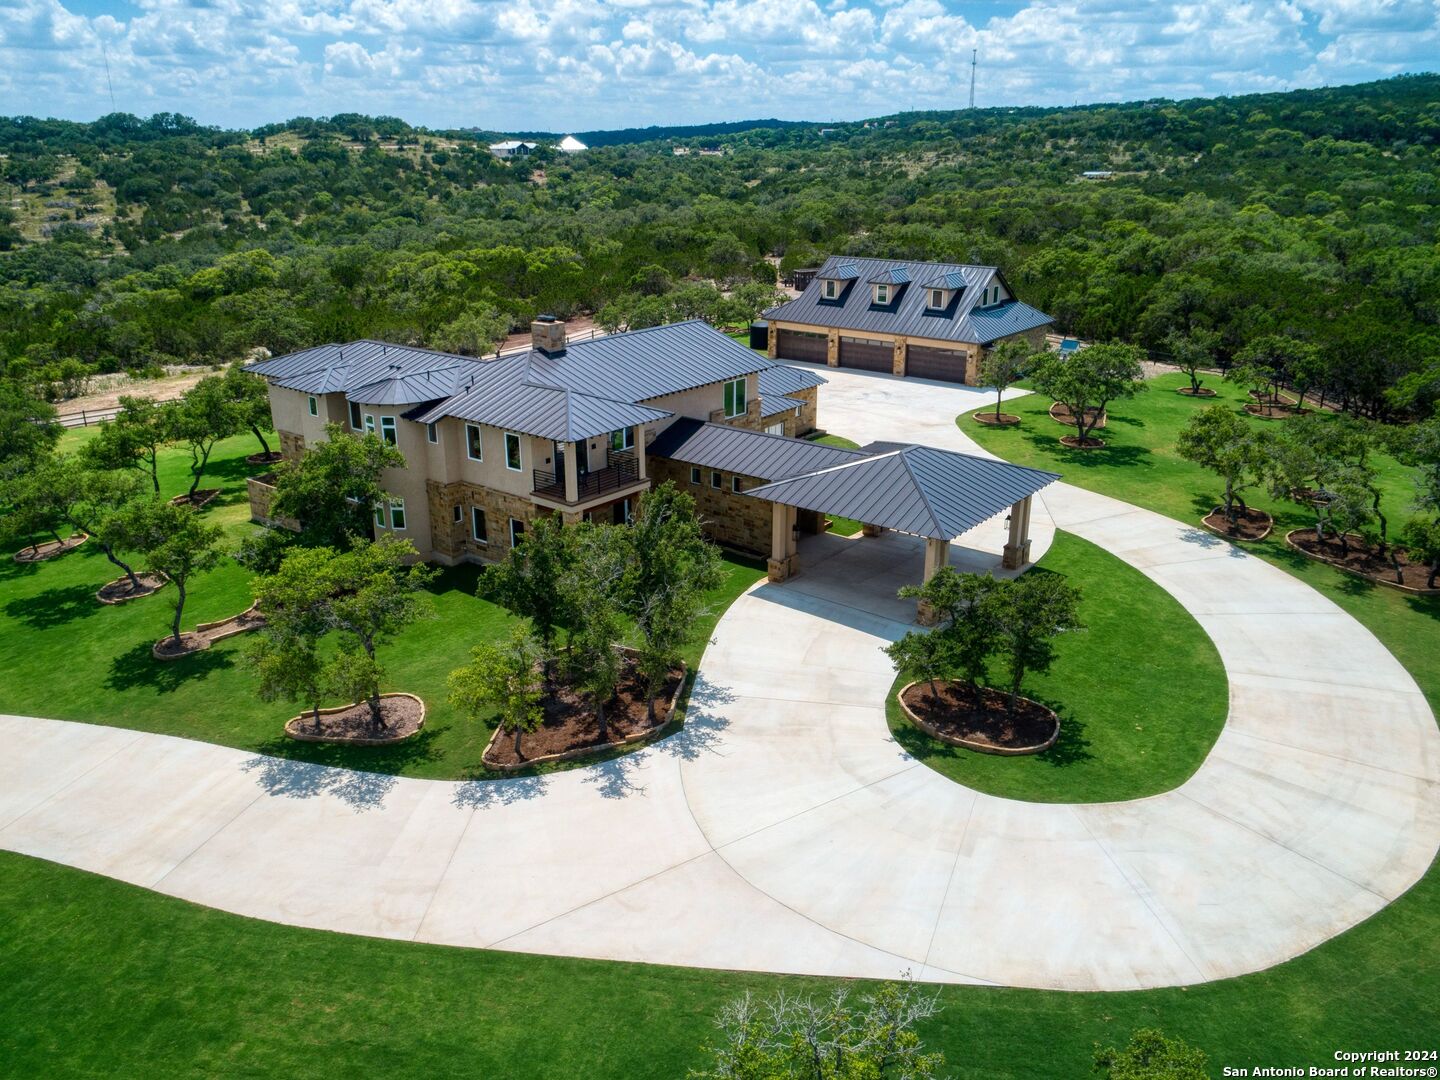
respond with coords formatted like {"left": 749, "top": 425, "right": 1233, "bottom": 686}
{"left": 921, "top": 270, "right": 967, "bottom": 312}
{"left": 867, "top": 265, "right": 909, "bottom": 306}
{"left": 818, "top": 261, "right": 860, "bottom": 301}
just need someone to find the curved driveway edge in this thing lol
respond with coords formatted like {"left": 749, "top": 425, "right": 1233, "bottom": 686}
{"left": 1, "top": 368, "right": 1436, "bottom": 991}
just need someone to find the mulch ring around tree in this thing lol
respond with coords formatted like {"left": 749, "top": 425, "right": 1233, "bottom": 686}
{"left": 1244, "top": 402, "right": 1308, "bottom": 420}
{"left": 170, "top": 488, "right": 221, "bottom": 509}
{"left": 97, "top": 572, "right": 167, "bottom": 605}
{"left": 1059, "top": 434, "right": 1106, "bottom": 450}
{"left": 1048, "top": 402, "right": 1107, "bottom": 428}
{"left": 12, "top": 534, "right": 87, "bottom": 563}
{"left": 152, "top": 602, "right": 266, "bottom": 660}
{"left": 483, "top": 654, "right": 686, "bottom": 770}
{"left": 285, "top": 693, "right": 426, "bottom": 745}
{"left": 1286, "top": 529, "right": 1440, "bottom": 595}
{"left": 1201, "top": 506, "right": 1273, "bottom": 542}
{"left": 1175, "top": 386, "right": 1218, "bottom": 397}
{"left": 899, "top": 680, "right": 1059, "bottom": 756}
{"left": 244, "top": 451, "right": 284, "bottom": 466}
{"left": 971, "top": 411, "right": 1022, "bottom": 427}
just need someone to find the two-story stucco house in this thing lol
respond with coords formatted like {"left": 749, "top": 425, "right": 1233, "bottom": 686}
{"left": 763, "top": 255, "right": 1054, "bottom": 384}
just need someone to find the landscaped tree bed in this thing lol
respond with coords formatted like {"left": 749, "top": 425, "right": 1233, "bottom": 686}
{"left": 244, "top": 451, "right": 283, "bottom": 466}
{"left": 482, "top": 654, "right": 685, "bottom": 769}
{"left": 169, "top": 488, "right": 221, "bottom": 509}
{"left": 898, "top": 681, "right": 1059, "bottom": 756}
{"left": 1286, "top": 529, "right": 1440, "bottom": 594}
{"left": 1175, "top": 386, "right": 1217, "bottom": 397}
{"left": 1202, "top": 506, "right": 1273, "bottom": 541}
{"left": 1048, "top": 402, "right": 1106, "bottom": 428}
{"left": 153, "top": 603, "right": 265, "bottom": 659}
{"left": 971, "top": 411, "right": 1021, "bottom": 427}
{"left": 1244, "top": 401, "right": 1307, "bottom": 420}
{"left": 97, "top": 572, "right": 167, "bottom": 604}
{"left": 1059, "top": 434, "right": 1106, "bottom": 449}
{"left": 285, "top": 693, "right": 426, "bottom": 745}
{"left": 12, "top": 533, "right": 87, "bottom": 563}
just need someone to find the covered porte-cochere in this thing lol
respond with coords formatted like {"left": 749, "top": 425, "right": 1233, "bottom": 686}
{"left": 743, "top": 444, "right": 1060, "bottom": 624}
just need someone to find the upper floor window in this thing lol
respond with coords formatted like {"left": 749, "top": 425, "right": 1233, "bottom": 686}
{"left": 731, "top": 476, "right": 743, "bottom": 493}
{"left": 610, "top": 426, "right": 634, "bottom": 452}
{"left": 504, "top": 432, "right": 523, "bottom": 471}
{"left": 723, "top": 378, "right": 747, "bottom": 419}
{"left": 427, "top": 422, "right": 439, "bottom": 444}
{"left": 929, "top": 289, "right": 945, "bottom": 310}
{"left": 711, "top": 471, "right": 722, "bottom": 489}
{"left": 307, "top": 395, "right": 318, "bottom": 417}
{"left": 388, "top": 498, "right": 406, "bottom": 531}
{"left": 823, "top": 279, "right": 837, "bottom": 299}
{"left": 349, "top": 401, "right": 362, "bottom": 430}
{"left": 472, "top": 507, "right": 488, "bottom": 544}
{"left": 874, "top": 284, "right": 889, "bottom": 305}
{"left": 380, "top": 416, "right": 397, "bottom": 446}
{"left": 465, "top": 424, "right": 483, "bottom": 461}
{"left": 363, "top": 413, "right": 376, "bottom": 436}
{"left": 690, "top": 466, "right": 701, "bottom": 484}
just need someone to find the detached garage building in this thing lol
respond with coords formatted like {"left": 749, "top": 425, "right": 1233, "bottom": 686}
{"left": 763, "top": 256, "right": 1054, "bottom": 385}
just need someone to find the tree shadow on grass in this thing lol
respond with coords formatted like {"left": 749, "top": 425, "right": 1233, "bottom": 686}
{"left": 1034, "top": 708, "right": 1093, "bottom": 769}
{"left": 4, "top": 583, "right": 104, "bottom": 630}
{"left": 105, "top": 638, "right": 234, "bottom": 693}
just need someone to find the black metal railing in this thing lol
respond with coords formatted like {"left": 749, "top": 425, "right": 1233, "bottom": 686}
{"left": 532, "top": 452, "right": 640, "bottom": 503}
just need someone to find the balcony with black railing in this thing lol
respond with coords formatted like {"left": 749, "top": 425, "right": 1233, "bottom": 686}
{"left": 532, "top": 451, "right": 641, "bottom": 504}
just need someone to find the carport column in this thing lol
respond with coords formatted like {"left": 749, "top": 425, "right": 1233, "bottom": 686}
{"left": 767, "top": 322, "right": 778, "bottom": 359}
{"left": 917, "top": 537, "right": 950, "bottom": 626}
{"left": 826, "top": 329, "right": 839, "bottom": 367}
{"left": 891, "top": 336, "right": 907, "bottom": 377}
{"left": 563, "top": 442, "right": 579, "bottom": 503}
{"left": 767, "top": 502, "right": 800, "bottom": 582}
{"left": 1002, "top": 495, "right": 1033, "bottom": 570}
{"left": 965, "top": 346, "right": 983, "bottom": 385}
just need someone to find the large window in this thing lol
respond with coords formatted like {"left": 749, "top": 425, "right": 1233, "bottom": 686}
{"left": 471, "top": 507, "right": 488, "bottom": 544}
{"left": 349, "top": 401, "right": 362, "bottom": 430}
{"left": 363, "top": 413, "right": 376, "bottom": 436}
{"left": 307, "top": 395, "right": 318, "bottom": 417}
{"left": 504, "top": 432, "right": 522, "bottom": 471}
{"left": 380, "top": 416, "right": 397, "bottom": 446}
{"left": 509, "top": 517, "right": 525, "bottom": 547}
{"left": 465, "top": 424, "right": 483, "bottom": 462}
{"left": 723, "top": 378, "right": 747, "bottom": 419}
{"left": 388, "top": 498, "right": 406, "bottom": 531}
{"left": 610, "top": 427, "right": 634, "bottom": 452}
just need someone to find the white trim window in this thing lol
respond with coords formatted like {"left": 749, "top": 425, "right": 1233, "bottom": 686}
{"left": 427, "top": 422, "right": 439, "bottom": 444}
{"left": 307, "top": 395, "right": 318, "bottom": 417}
{"left": 508, "top": 517, "right": 525, "bottom": 547}
{"left": 731, "top": 476, "right": 743, "bottom": 493}
{"left": 874, "top": 284, "right": 889, "bottom": 304}
{"left": 388, "top": 498, "right": 406, "bottom": 531}
{"left": 363, "top": 413, "right": 376, "bottom": 436}
{"left": 823, "top": 279, "right": 837, "bottom": 299}
{"left": 766, "top": 421, "right": 785, "bottom": 436}
{"left": 504, "top": 432, "right": 523, "bottom": 472}
{"left": 710, "top": 471, "right": 722, "bottom": 489}
{"left": 465, "top": 424, "right": 483, "bottom": 462}
{"left": 380, "top": 416, "right": 398, "bottom": 446}
{"left": 452, "top": 504, "right": 462, "bottom": 524}
{"left": 723, "top": 378, "right": 747, "bottom": 419}
{"left": 610, "top": 427, "right": 634, "bottom": 452}
{"left": 471, "top": 507, "right": 488, "bottom": 544}
{"left": 929, "top": 289, "right": 945, "bottom": 309}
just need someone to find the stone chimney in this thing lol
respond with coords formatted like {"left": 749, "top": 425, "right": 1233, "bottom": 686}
{"left": 531, "top": 315, "right": 566, "bottom": 355}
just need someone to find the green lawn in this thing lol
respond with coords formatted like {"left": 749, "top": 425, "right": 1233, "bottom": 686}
{"left": 963, "top": 373, "right": 1440, "bottom": 718}
{"left": 889, "top": 531, "right": 1226, "bottom": 802}
{"left": 811, "top": 433, "right": 865, "bottom": 536}
{"left": 2, "top": 432, "right": 765, "bottom": 780}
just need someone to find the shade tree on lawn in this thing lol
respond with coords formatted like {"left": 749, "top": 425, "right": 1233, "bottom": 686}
{"left": 975, "top": 339, "right": 1031, "bottom": 422}
{"left": 0, "top": 381, "right": 60, "bottom": 482}
{"left": 1231, "top": 334, "right": 1324, "bottom": 408}
{"left": 170, "top": 374, "right": 244, "bottom": 501}
{"left": 113, "top": 498, "right": 225, "bottom": 647}
{"left": 563, "top": 523, "right": 629, "bottom": 741}
{"left": 989, "top": 572, "right": 1084, "bottom": 717}
{"left": 894, "top": 567, "right": 1001, "bottom": 707}
{"left": 0, "top": 458, "right": 74, "bottom": 558}
{"left": 220, "top": 360, "right": 278, "bottom": 459}
{"left": 267, "top": 424, "right": 405, "bottom": 550}
{"left": 1262, "top": 414, "right": 1387, "bottom": 550}
{"left": 1399, "top": 517, "right": 1440, "bottom": 589}
{"left": 1163, "top": 328, "right": 1220, "bottom": 397}
{"left": 1175, "top": 405, "right": 1272, "bottom": 529}
{"left": 47, "top": 456, "right": 150, "bottom": 590}
{"left": 482, "top": 512, "right": 576, "bottom": 671}
{"left": 82, "top": 395, "right": 177, "bottom": 495}
{"left": 1029, "top": 342, "right": 1146, "bottom": 446}
{"left": 448, "top": 624, "right": 546, "bottom": 758}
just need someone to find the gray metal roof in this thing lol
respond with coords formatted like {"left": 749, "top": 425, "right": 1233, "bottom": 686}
{"left": 923, "top": 270, "right": 967, "bottom": 290}
{"left": 648, "top": 419, "right": 866, "bottom": 481}
{"left": 765, "top": 256, "right": 1054, "bottom": 346}
{"left": 409, "top": 384, "right": 668, "bottom": 442}
{"left": 758, "top": 394, "right": 803, "bottom": 418}
{"left": 756, "top": 363, "right": 826, "bottom": 398}
{"left": 744, "top": 445, "right": 1060, "bottom": 540}
{"left": 868, "top": 266, "right": 911, "bottom": 285}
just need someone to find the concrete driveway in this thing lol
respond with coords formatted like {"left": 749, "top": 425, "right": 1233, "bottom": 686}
{"left": 2, "top": 365, "right": 1437, "bottom": 990}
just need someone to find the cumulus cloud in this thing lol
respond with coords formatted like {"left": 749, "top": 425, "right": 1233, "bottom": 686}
{"left": 0, "top": 0, "right": 1433, "bottom": 129}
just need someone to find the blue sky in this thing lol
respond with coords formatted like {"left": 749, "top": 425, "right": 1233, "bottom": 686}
{"left": 1, "top": 0, "right": 1436, "bottom": 132}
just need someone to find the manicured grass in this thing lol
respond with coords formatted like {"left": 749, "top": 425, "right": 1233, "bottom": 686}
{"left": 889, "top": 530, "right": 1226, "bottom": 802}
{"left": 1, "top": 434, "right": 765, "bottom": 780}
{"left": 962, "top": 373, "right": 1440, "bottom": 717}
{"left": 811, "top": 433, "right": 865, "bottom": 536}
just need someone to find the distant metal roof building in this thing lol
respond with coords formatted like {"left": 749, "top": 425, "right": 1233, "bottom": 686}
{"left": 557, "top": 135, "right": 587, "bottom": 153}
{"left": 648, "top": 418, "right": 866, "bottom": 481}
{"left": 744, "top": 445, "right": 1060, "bottom": 540}
{"left": 764, "top": 255, "right": 1054, "bottom": 346}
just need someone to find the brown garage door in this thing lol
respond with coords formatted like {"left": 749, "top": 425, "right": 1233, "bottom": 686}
{"left": 838, "top": 336, "right": 892, "bottom": 372}
{"left": 775, "top": 329, "right": 828, "bottom": 364}
{"left": 906, "top": 344, "right": 970, "bottom": 383}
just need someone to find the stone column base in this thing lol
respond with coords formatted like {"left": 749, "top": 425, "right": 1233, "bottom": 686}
{"left": 1002, "top": 539, "right": 1032, "bottom": 570}
{"left": 862, "top": 523, "right": 884, "bottom": 537}
{"left": 767, "top": 554, "right": 800, "bottom": 583}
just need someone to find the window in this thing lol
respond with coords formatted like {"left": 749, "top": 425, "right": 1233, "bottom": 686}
{"left": 380, "top": 416, "right": 397, "bottom": 446}
{"left": 508, "top": 517, "right": 525, "bottom": 547}
{"left": 349, "top": 401, "right": 362, "bottom": 430}
{"left": 929, "top": 289, "right": 944, "bottom": 309}
{"left": 363, "top": 413, "right": 376, "bottom": 436}
{"left": 465, "top": 424, "right": 483, "bottom": 462}
{"left": 307, "top": 395, "right": 318, "bottom": 417}
{"left": 388, "top": 498, "right": 406, "bottom": 531}
{"left": 874, "top": 284, "right": 889, "bottom": 304}
{"left": 723, "top": 378, "right": 747, "bottom": 419}
{"left": 427, "top": 422, "right": 439, "bottom": 444}
{"left": 471, "top": 507, "right": 488, "bottom": 544}
{"left": 504, "top": 432, "right": 522, "bottom": 472}
{"left": 766, "top": 421, "right": 785, "bottom": 436}
{"left": 690, "top": 466, "right": 701, "bottom": 485}
{"left": 610, "top": 426, "right": 634, "bottom": 452}
{"left": 612, "top": 498, "right": 632, "bottom": 525}
{"left": 452, "top": 504, "right": 462, "bottom": 524}
{"left": 823, "top": 279, "right": 837, "bottom": 299}
{"left": 731, "top": 476, "right": 743, "bottom": 493}
{"left": 711, "top": 471, "right": 722, "bottom": 489}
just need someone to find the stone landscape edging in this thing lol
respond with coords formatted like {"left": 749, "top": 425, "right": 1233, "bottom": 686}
{"left": 284, "top": 692, "right": 427, "bottom": 745}
{"left": 12, "top": 533, "right": 87, "bottom": 563}
{"left": 1048, "top": 402, "right": 1107, "bottom": 428}
{"left": 1175, "top": 386, "right": 1218, "bottom": 397}
{"left": 971, "top": 412, "right": 1021, "bottom": 427}
{"left": 481, "top": 660, "right": 689, "bottom": 772}
{"left": 897, "top": 680, "right": 1060, "bottom": 756}
{"left": 96, "top": 572, "right": 168, "bottom": 605}
{"left": 1199, "top": 507, "right": 1273, "bottom": 543}
{"left": 1283, "top": 530, "right": 1440, "bottom": 597}
{"left": 195, "top": 601, "right": 264, "bottom": 642}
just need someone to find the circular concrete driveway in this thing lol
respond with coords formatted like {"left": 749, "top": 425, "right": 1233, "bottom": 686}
{"left": 1, "top": 367, "right": 1436, "bottom": 991}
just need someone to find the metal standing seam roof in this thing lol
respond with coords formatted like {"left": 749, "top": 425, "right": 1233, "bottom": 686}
{"left": 408, "top": 385, "right": 670, "bottom": 443}
{"left": 756, "top": 364, "right": 826, "bottom": 398}
{"left": 743, "top": 444, "right": 1060, "bottom": 540}
{"left": 758, "top": 394, "right": 804, "bottom": 419}
{"left": 647, "top": 418, "right": 867, "bottom": 482}
{"left": 763, "top": 255, "right": 1055, "bottom": 346}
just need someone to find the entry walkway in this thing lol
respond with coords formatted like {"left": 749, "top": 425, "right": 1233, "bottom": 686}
{"left": 1, "top": 366, "right": 1436, "bottom": 990}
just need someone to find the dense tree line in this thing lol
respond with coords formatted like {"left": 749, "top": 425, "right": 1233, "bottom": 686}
{"left": 1, "top": 75, "right": 1437, "bottom": 417}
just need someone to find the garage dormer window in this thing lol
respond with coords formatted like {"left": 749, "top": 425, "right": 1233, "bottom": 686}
{"left": 928, "top": 289, "right": 945, "bottom": 310}
{"left": 873, "top": 284, "right": 889, "bottom": 305}
{"left": 823, "top": 279, "right": 838, "bottom": 299}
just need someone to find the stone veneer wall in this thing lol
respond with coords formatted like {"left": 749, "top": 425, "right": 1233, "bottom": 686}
{"left": 278, "top": 430, "right": 305, "bottom": 462}
{"left": 425, "top": 479, "right": 540, "bottom": 565}
{"left": 710, "top": 395, "right": 766, "bottom": 432}
{"left": 650, "top": 457, "right": 771, "bottom": 555}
